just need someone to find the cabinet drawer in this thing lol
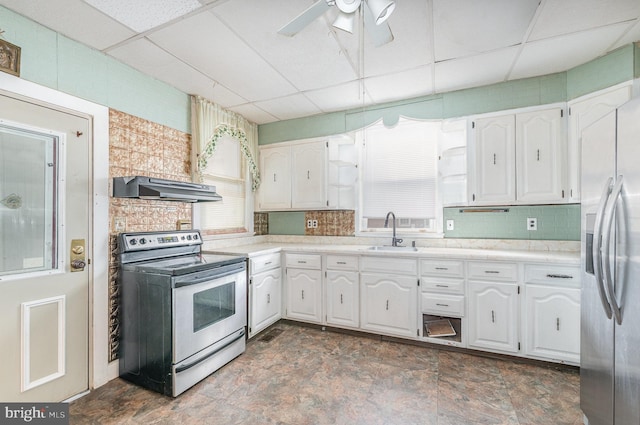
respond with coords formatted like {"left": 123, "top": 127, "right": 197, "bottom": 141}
{"left": 420, "top": 259, "right": 464, "bottom": 278}
{"left": 250, "top": 253, "right": 281, "bottom": 274}
{"left": 285, "top": 253, "right": 322, "bottom": 269}
{"left": 421, "top": 293, "right": 465, "bottom": 317}
{"left": 421, "top": 277, "right": 465, "bottom": 294}
{"left": 524, "top": 264, "right": 580, "bottom": 287}
{"left": 360, "top": 256, "right": 417, "bottom": 275}
{"left": 326, "top": 255, "right": 358, "bottom": 271}
{"left": 468, "top": 261, "right": 518, "bottom": 282}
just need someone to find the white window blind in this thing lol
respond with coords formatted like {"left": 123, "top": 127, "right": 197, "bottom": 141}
{"left": 199, "top": 134, "right": 247, "bottom": 232}
{"left": 361, "top": 118, "right": 439, "bottom": 228}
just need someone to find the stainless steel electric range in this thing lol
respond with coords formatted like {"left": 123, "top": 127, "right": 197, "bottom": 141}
{"left": 117, "top": 230, "right": 247, "bottom": 397}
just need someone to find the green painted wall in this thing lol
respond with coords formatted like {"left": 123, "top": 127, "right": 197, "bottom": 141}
{"left": 0, "top": 6, "right": 191, "bottom": 133}
{"left": 268, "top": 212, "right": 306, "bottom": 235}
{"left": 443, "top": 205, "right": 581, "bottom": 240}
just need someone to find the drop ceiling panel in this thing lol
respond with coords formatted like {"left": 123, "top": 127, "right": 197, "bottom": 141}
{"left": 305, "top": 80, "right": 373, "bottom": 113}
{"left": 529, "top": 0, "right": 640, "bottom": 41}
{"left": 364, "top": 66, "right": 434, "bottom": 104}
{"left": 433, "top": 0, "right": 539, "bottom": 61}
{"left": 147, "top": 10, "right": 297, "bottom": 102}
{"left": 611, "top": 20, "right": 640, "bottom": 49}
{"left": 253, "top": 93, "right": 323, "bottom": 122}
{"left": 212, "top": 0, "right": 358, "bottom": 91}
{"left": 0, "top": 0, "right": 135, "bottom": 50}
{"left": 511, "top": 23, "right": 632, "bottom": 80}
{"left": 226, "top": 103, "right": 277, "bottom": 125}
{"left": 435, "top": 46, "right": 519, "bottom": 93}
{"left": 108, "top": 38, "right": 247, "bottom": 107}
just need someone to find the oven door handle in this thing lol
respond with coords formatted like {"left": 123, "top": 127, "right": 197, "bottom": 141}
{"left": 175, "top": 329, "right": 245, "bottom": 374}
{"left": 174, "top": 263, "right": 245, "bottom": 288}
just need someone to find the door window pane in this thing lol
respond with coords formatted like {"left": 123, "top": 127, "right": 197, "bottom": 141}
{"left": 0, "top": 124, "right": 57, "bottom": 276}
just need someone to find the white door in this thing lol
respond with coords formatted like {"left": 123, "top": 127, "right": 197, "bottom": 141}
{"left": 0, "top": 93, "right": 90, "bottom": 402}
{"left": 291, "top": 142, "right": 326, "bottom": 209}
{"left": 250, "top": 267, "right": 282, "bottom": 337}
{"left": 360, "top": 273, "right": 417, "bottom": 338}
{"left": 257, "top": 145, "right": 291, "bottom": 210}
{"left": 468, "top": 281, "right": 519, "bottom": 353}
{"left": 286, "top": 268, "right": 322, "bottom": 323}
{"left": 516, "top": 108, "right": 565, "bottom": 203}
{"left": 326, "top": 270, "right": 359, "bottom": 328}
{"left": 471, "top": 115, "right": 516, "bottom": 205}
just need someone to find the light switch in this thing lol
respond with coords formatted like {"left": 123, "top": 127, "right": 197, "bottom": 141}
{"left": 446, "top": 220, "right": 454, "bottom": 230}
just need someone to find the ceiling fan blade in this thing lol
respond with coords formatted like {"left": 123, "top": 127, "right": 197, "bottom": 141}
{"left": 363, "top": 2, "right": 394, "bottom": 46}
{"left": 278, "top": 0, "right": 332, "bottom": 37}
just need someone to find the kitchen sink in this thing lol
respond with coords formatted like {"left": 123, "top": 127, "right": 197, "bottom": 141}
{"left": 368, "top": 246, "right": 418, "bottom": 252}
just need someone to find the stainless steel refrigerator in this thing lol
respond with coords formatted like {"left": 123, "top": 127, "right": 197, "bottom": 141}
{"left": 581, "top": 94, "right": 640, "bottom": 425}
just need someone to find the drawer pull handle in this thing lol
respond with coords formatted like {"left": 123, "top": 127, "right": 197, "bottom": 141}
{"left": 337, "top": 261, "right": 347, "bottom": 265}
{"left": 436, "top": 284, "right": 449, "bottom": 288}
{"left": 264, "top": 261, "right": 272, "bottom": 265}
{"left": 435, "top": 267, "right": 449, "bottom": 270}
{"left": 546, "top": 274, "right": 573, "bottom": 279}
{"left": 436, "top": 303, "right": 449, "bottom": 307}
{"left": 485, "top": 270, "right": 500, "bottom": 274}
{"left": 298, "top": 260, "right": 307, "bottom": 264}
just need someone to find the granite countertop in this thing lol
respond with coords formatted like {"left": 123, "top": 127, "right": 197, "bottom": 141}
{"left": 206, "top": 243, "right": 580, "bottom": 265}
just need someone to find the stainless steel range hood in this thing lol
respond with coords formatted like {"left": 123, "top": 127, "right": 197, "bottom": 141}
{"left": 112, "top": 176, "right": 222, "bottom": 202}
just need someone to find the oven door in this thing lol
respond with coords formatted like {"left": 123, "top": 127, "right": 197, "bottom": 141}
{"left": 173, "top": 262, "right": 246, "bottom": 363}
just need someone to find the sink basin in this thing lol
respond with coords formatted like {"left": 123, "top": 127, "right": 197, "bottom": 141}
{"left": 368, "top": 246, "right": 418, "bottom": 252}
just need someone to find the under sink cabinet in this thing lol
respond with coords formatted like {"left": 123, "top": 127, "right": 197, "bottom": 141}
{"left": 248, "top": 252, "right": 282, "bottom": 338}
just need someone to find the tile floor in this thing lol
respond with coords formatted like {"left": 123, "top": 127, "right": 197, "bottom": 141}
{"left": 70, "top": 323, "right": 582, "bottom": 425}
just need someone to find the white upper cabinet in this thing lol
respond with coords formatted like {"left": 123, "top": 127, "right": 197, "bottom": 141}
{"left": 470, "top": 114, "right": 516, "bottom": 205}
{"left": 291, "top": 142, "right": 326, "bottom": 209}
{"left": 257, "top": 145, "right": 291, "bottom": 210}
{"left": 567, "top": 84, "right": 632, "bottom": 202}
{"left": 469, "top": 106, "right": 567, "bottom": 205}
{"left": 516, "top": 108, "right": 565, "bottom": 203}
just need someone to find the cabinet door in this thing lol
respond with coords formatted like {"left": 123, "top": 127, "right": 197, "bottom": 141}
{"left": 468, "top": 281, "right": 519, "bottom": 353}
{"left": 286, "top": 268, "right": 323, "bottom": 323}
{"left": 471, "top": 115, "right": 516, "bottom": 204}
{"left": 525, "top": 285, "right": 580, "bottom": 364}
{"left": 291, "top": 142, "right": 326, "bottom": 209}
{"left": 360, "top": 273, "right": 417, "bottom": 338}
{"left": 567, "top": 85, "right": 631, "bottom": 202}
{"left": 326, "top": 270, "right": 359, "bottom": 328}
{"left": 516, "top": 108, "right": 566, "bottom": 203}
{"left": 257, "top": 146, "right": 291, "bottom": 210}
{"left": 250, "top": 268, "right": 282, "bottom": 338}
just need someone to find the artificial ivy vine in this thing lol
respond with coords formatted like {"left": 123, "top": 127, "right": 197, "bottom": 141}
{"left": 197, "top": 124, "right": 261, "bottom": 192}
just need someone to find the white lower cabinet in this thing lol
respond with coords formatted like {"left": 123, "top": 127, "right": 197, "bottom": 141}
{"left": 248, "top": 252, "right": 282, "bottom": 338}
{"left": 326, "top": 255, "right": 359, "bottom": 328}
{"left": 285, "top": 254, "right": 323, "bottom": 323}
{"left": 360, "top": 273, "right": 418, "bottom": 338}
{"left": 468, "top": 280, "right": 519, "bottom": 354}
{"left": 523, "top": 264, "right": 581, "bottom": 364}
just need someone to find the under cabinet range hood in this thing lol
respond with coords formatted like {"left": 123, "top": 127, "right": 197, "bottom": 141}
{"left": 112, "top": 176, "right": 222, "bottom": 202}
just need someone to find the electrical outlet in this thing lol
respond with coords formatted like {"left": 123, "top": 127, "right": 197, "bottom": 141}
{"left": 307, "top": 220, "right": 313, "bottom": 229}
{"left": 446, "top": 219, "right": 455, "bottom": 231}
{"left": 312, "top": 220, "right": 318, "bottom": 228}
{"left": 527, "top": 217, "right": 538, "bottom": 231}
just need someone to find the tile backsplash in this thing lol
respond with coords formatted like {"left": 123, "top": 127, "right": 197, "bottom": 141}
{"left": 108, "top": 109, "right": 193, "bottom": 362}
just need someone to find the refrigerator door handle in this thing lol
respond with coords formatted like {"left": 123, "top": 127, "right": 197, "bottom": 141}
{"left": 593, "top": 177, "right": 614, "bottom": 319}
{"left": 602, "top": 175, "right": 624, "bottom": 325}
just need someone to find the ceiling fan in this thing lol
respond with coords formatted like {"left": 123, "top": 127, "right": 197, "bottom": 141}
{"left": 278, "top": 0, "right": 396, "bottom": 47}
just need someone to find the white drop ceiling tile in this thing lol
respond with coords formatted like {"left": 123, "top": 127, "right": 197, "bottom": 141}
{"left": 212, "top": 0, "right": 358, "bottom": 91}
{"left": 108, "top": 38, "right": 247, "bottom": 107}
{"left": 434, "top": 46, "right": 519, "bottom": 93}
{"left": 147, "top": 10, "right": 297, "bottom": 102}
{"left": 529, "top": 0, "right": 640, "bottom": 41}
{"left": 0, "top": 0, "right": 135, "bottom": 50}
{"left": 610, "top": 19, "right": 640, "bottom": 50}
{"left": 305, "top": 81, "right": 374, "bottom": 113}
{"left": 511, "top": 23, "right": 631, "bottom": 80}
{"left": 252, "top": 94, "right": 323, "bottom": 122}
{"left": 365, "top": 66, "right": 434, "bottom": 104}
{"left": 433, "top": 0, "right": 539, "bottom": 61}
{"left": 226, "top": 103, "right": 278, "bottom": 125}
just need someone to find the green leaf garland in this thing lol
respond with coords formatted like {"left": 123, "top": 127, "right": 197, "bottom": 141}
{"left": 197, "top": 124, "right": 261, "bottom": 191}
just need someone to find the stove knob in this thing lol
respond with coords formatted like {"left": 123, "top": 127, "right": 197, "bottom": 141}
{"left": 129, "top": 239, "right": 137, "bottom": 245}
{"left": 193, "top": 234, "right": 199, "bottom": 240}
{"left": 139, "top": 238, "right": 147, "bottom": 245}
{"left": 186, "top": 235, "right": 192, "bottom": 240}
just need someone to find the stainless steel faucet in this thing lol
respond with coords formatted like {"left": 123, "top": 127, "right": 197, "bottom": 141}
{"left": 384, "top": 211, "right": 403, "bottom": 247}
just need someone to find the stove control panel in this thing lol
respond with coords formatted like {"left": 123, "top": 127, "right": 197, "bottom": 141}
{"left": 120, "top": 230, "right": 201, "bottom": 252}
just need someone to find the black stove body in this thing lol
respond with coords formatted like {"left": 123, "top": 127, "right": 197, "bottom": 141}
{"left": 117, "top": 230, "right": 247, "bottom": 397}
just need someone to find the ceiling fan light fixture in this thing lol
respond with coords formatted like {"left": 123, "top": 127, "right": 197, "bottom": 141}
{"left": 333, "top": 11, "right": 355, "bottom": 33}
{"left": 335, "top": 0, "right": 361, "bottom": 13}
{"left": 366, "top": 0, "right": 396, "bottom": 25}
